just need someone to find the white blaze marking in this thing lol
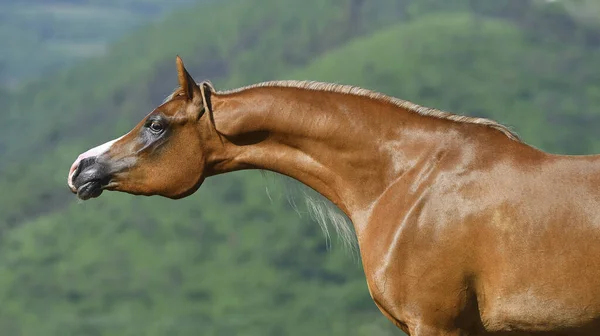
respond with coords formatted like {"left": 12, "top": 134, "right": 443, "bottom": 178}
{"left": 67, "top": 135, "right": 124, "bottom": 190}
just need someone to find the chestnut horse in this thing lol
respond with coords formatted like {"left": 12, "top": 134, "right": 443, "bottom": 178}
{"left": 67, "top": 56, "right": 600, "bottom": 335}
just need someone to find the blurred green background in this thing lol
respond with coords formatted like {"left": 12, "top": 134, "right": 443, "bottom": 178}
{"left": 1, "top": 0, "right": 600, "bottom": 335}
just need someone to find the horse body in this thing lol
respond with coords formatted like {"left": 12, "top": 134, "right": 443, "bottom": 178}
{"left": 473, "top": 156, "right": 600, "bottom": 334}
{"left": 67, "top": 57, "right": 600, "bottom": 335}
{"left": 361, "top": 133, "right": 600, "bottom": 334}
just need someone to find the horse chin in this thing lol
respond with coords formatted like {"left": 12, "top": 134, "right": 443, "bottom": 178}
{"left": 76, "top": 180, "right": 104, "bottom": 200}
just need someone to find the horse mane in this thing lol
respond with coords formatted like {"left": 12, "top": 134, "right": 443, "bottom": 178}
{"left": 166, "top": 79, "right": 519, "bottom": 142}
{"left": 218, "top": 80, "right": 521, "bottom": 142}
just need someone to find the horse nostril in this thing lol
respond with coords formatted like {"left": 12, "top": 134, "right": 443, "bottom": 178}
{"left": 80, "top": 156, "right": 97, "bottom": 170}
{"left": 72, "top": 157, "right": 97, "bottom": 181}
{"left": 71, "top": 163, "right": 82, "bottom": 182}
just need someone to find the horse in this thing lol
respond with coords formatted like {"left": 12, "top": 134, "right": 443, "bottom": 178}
{"left": 67, "top": 56, "right": 600, "bottom": 335}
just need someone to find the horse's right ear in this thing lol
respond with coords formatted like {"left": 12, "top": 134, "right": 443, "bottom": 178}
{"left": 175, "top": 55, "right": 201, "bottom": 102}
{"left": 199, "top": 82, "right": 213, "bottom": 112}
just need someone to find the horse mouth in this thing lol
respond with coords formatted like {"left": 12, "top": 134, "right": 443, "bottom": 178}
{"left": 77, "top": 180, "right": 104, "bottom": 200}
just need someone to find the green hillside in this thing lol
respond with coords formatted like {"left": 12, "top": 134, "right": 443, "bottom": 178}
{"left": 3, "top": 0, "right": 600, "bottom": 335}
{"left": 0, "top": 0, "right": 200, "bottom": 86}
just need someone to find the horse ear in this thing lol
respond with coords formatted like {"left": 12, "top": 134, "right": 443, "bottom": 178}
{"left": 197, "top": 81, "right": 214, "bottom": 119}
{"left": 199, "top": 82, "right": 213, "bottom": 110}
{"left": 175, "top": 55, "right": 201, "bottom": 102}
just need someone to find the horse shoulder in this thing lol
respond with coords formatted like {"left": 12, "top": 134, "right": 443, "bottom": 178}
{"left": 358, "top": 155, "right": 487, "bottom": 332}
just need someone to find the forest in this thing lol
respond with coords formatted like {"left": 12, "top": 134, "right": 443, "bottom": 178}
{"left": 2, "top": 0, "right": 600, "bottom": 335}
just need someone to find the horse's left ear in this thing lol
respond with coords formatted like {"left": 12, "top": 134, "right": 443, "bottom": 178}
{"left": 176, "top": 55, "right": 201, "bottom": 102}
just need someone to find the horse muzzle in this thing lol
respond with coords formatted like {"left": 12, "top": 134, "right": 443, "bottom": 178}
{"left": 68, "top": 156, "right": 112, "bottom": 200}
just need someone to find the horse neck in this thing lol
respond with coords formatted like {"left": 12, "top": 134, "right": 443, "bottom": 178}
{"left": 205, "top": 86, "right": 456, "bottom": 227}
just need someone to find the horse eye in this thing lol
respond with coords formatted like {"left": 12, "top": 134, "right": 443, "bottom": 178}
{"left": 149, "top": 121, "right": 164, "bottom": 134}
